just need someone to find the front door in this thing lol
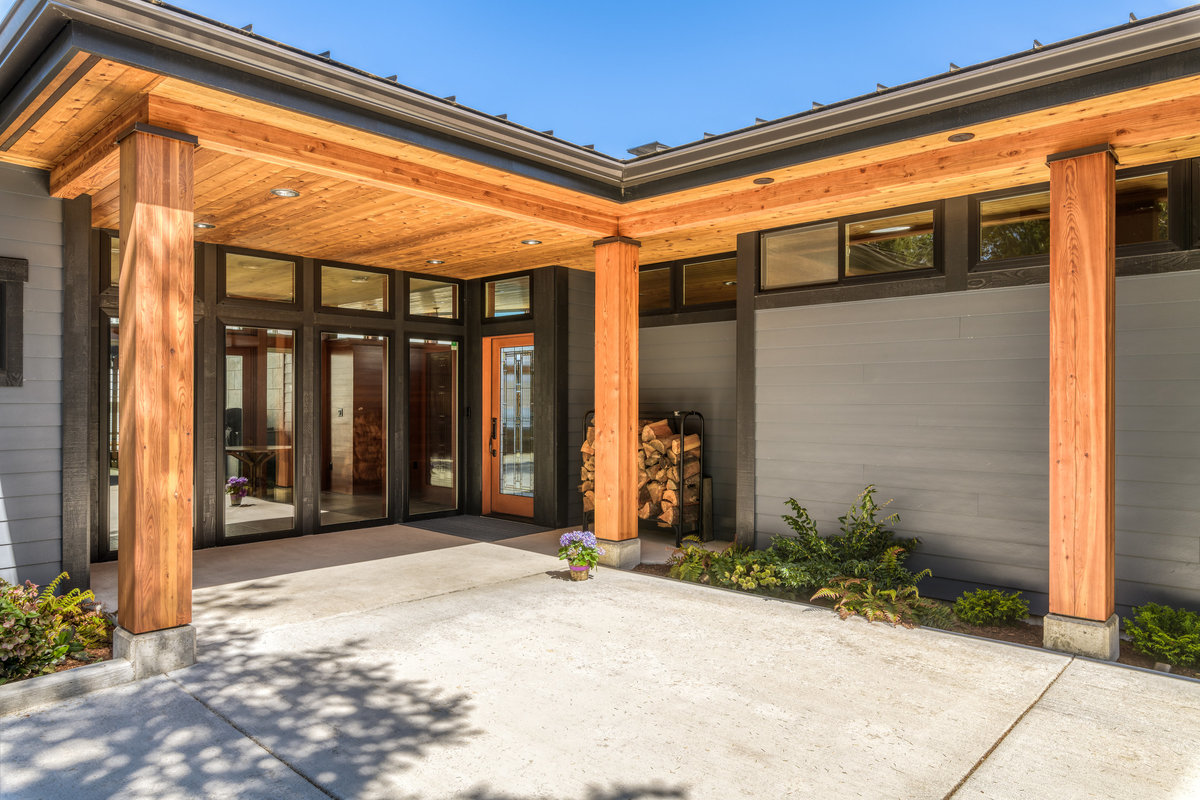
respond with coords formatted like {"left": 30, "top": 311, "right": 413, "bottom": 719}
{"left": 483, "top": 334, "right": 534, "bottom": 517}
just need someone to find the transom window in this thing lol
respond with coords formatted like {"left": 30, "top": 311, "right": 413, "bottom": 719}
{"left": 977, "top": 170, "right": 1171, "bottom": 264}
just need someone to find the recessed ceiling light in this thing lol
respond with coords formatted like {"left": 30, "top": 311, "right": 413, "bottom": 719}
{"left": 753, "top": 177, "right": 774, "bottom": 185}
{"left": 270, "top": 188, "right": 301, "bottom": 198}
{"left": 723, "top": 280, "right": 737, "bottom": 286}
{"left": 194, "top": 221, "right": 215, "bottom": 229}
{"left": 521, "top": 239, "right": 542, "bottom": 245}
{"left": 947, "top": 132, "right": 975, "bottom": 142}
{"left": 869, "top": 225, "right": 913, "bottom": 234}
{"left": 350, "top": 276, "right": 370, "bottom": 283}
{"left": 426, "top": 259, "right": 445, "bottom": 265}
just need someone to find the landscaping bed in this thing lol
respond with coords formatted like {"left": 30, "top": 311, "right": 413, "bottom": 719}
{"left": 634, "top": 485, "right": 1200, "bottom": 680}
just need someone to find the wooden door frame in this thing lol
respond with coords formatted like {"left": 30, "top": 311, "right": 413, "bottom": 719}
{"left": 482, "top": 332, "right": 535, "bottom": 516}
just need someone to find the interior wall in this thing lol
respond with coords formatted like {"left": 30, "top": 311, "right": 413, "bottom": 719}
{"left": 0, "top": 163, "right": 64, "bottom": 585}
{"left": 754, "top": 271, "right": 1200, "bottom": 615}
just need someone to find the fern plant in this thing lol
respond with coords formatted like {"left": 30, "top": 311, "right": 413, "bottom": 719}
{"left": 769, "top": 486, "right": 925, "bottom": 591}
{"left": 37, "top": 573, "right": 112, "bottom": 649}
{"left": 811, "top": 577, "right": 924, "bottom": 627}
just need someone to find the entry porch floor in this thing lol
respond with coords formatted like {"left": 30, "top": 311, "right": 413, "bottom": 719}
{"left": 3, "top": 525, "right": 1199, "bottom": 799}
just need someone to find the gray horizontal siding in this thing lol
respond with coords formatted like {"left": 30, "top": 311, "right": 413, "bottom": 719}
{"left": 0, "top": 163, "right": 63, "bottom": 587}
{"left": 565, "top": 269, "right": 594, "bottom": 526}
{"left": 640, "top": 321, "right": 736, "bottom": 534}
{"left": 755, "top": 270, "right": 1200, "bottom": 614}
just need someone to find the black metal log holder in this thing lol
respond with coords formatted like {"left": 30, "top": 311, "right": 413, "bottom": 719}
{"left": 581, "top": 409, "right": 705, "bottom": 547}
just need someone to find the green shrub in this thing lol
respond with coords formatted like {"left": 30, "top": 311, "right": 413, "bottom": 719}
{"left": 769, "top": 486, "right": 925, "bottom": 591}
{"left": 811, "top": 578, "right": 923, "bottom": 627}
{"left": 953, "top": 589, "right": 1030, "bottom": 626}
{"left": 0, "top": 572, "right": 111, "bottom": 685}
{"left": 1126, "top": 603, "right": 1200, "bottom": 668}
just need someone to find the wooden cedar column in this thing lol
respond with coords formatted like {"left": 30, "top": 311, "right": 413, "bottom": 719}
{"left": 116, "top": 126, "right": 196, "bottom": 634}
{"left": 592, "top": 236, "right": 640, "bottom": 545}
{"left": 1047, "top": 145, "right": 1117, "bottom": 626}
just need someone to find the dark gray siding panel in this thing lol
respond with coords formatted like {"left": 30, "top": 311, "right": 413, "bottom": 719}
{"left": 566, "top": 269, "right": 594, "bottom": 526}
{"left": 754, "top": 270, "right": 1200, "bottom": 613}
{"left": 0, "top": 163, "right": 63, "bottom": 586}
{"left": 1114, "top": 271, "right": 1200, "bottom": 611}
{"left": 640, "top": 320, "right": 736, "bottom": 534}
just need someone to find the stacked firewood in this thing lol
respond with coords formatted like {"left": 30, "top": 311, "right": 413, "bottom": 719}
{"left": 579, "top": 418, "right": 701, "bottom": 528}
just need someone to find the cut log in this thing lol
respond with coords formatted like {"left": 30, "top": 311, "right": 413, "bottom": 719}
{"left": 648, "top": 482, "right": 665, "bottom": 505}
{"left": 662, "top": 488, "right": 678, "bottom": 506}
{"left": 583, "top": 490, "right": 595, "bottom": 512}
{"left": 659, "top": 504, "right": 678, "bottom": 526}
{"left": 671, "top": 434, "right": 701, "bottom": 456}
{"left": 638, "top": 501, "right": 654, "bottom": 520}
{"left": 641, "top": 419, "right": 673, "bottom": 441}
{"left": 682, "top": 459, "right": 701, "bottom": 480}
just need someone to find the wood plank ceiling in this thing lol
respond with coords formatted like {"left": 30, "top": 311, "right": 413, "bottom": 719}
{"left": 5, "top": 54, "right": 1200, "bottom": 277}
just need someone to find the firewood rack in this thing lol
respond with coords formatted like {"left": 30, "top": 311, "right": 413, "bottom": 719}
{"left": 581, "top": 409, "right": 705, "bottom": 547}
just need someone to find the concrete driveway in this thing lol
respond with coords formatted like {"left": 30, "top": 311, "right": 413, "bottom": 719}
{"left": 2, "top": 525, "right": 1199, "bottom": 799}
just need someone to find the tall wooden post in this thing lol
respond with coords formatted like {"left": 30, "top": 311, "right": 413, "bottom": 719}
{"left": 592, "top": 236, "right": 640, "bottom": 564}
{"left": 1044, "top": 145, "right": 1118, "bottom": 659}
{"left": 116, "top": 127, "right": 196, "bottom": 635}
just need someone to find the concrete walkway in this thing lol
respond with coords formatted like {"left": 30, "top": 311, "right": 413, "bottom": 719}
{"left": 3, "top": 525, "right": 1200, "bottom": 799}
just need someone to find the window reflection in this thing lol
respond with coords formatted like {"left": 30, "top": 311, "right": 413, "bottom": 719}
{"left": 224, "top": 327, "right": 295, "bottom": 538}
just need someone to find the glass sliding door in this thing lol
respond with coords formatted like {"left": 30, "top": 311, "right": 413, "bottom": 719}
{"left": 106, "top": 320, "right": 120, "bottom": 553}
{"left": 223, "top": 327, "right": 296, "bottom": 538}
{"left": 320, "top": 333, "right": 388, "bottom": 525}
{"left": 408, "top": 337, "right": 459, "bottom": 515}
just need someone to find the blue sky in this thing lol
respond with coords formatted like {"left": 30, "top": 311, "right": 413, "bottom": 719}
{"left": 115, "top": 1, "right": 1196, "bottom": 156}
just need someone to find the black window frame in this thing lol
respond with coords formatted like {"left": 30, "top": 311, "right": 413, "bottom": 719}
{"left": 481, "top": 269, "right": 535, "bottom": 322}
{"left": 757, "top": 201, "right": 944, "bottom": 294}
{"left": 404, "top": 272, "right": 464, "bottom": 324}
{"left": 0, "top": 256, "right": 27, "bottom": 386}
{"left": 638, "top": 251, "right": 738, "bottom": 316}
{"left": 218, "top": 245, "right": 303, "bottom": 310}
{"left": 969, "top": 159, "right": 1188, "bottom": 272}
{"left": 316, "top": 260, "right": 394, "bottom": 318}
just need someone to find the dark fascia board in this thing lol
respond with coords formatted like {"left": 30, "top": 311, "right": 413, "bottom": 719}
{"left": 0, "top": 1, "right": 1199, "bottom": 203}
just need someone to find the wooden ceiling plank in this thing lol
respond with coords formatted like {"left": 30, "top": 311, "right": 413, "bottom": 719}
{"left": 0, "top": 50, "right": 96, "bottom": 149}
{"left": 50, "top": 94, "right": 148, "bottom": 198}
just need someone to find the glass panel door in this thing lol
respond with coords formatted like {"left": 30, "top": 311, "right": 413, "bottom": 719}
{"left": 484, "top": 334, "right": 534, "bottom": 517}
{"left": 407, "top": 338, "right": 459, "bottom": 515}
{"left": 223, "top": 327, "right": 296, "bottom": 538}
{"left": 321, "top": 333, "right": 388, "bottom": 525}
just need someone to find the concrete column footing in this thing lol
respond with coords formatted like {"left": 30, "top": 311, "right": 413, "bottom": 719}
{"left": 1043, "top": 612, "right": 1120, "bottom": 661}
{"left": 114, "top": 624, "right": 197, "bottom": 679}
{"left": 597, "top": 537, "right": 641, "bottom": 569}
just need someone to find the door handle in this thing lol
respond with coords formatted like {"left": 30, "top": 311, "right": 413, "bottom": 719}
{"left": 490, "top": 417, "right": 498, "bottom": 457}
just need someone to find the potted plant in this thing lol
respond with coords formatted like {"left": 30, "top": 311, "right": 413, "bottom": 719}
{"left": 225, "top": 476, "right": 250, "bottom": 506}
{"left": 558, "top": 530, "right": 604, "bottom": 581}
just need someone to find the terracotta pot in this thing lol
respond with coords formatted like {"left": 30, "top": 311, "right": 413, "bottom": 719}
{"left": 568, "top": 565, "right": 590, "bottom": 581}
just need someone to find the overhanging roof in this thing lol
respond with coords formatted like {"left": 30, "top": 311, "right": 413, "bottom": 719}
{"left": 1, "top": 0, "right": 1199, "bottom": 202}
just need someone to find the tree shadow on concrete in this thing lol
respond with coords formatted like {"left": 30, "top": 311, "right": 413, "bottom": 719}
{"left": 451, "top": 784, "right": 689, "bottom": 799}
{"left": 2, "top": 615, "right": 481, "bottom": 800}
{"left": 169, "top": 621, "right": 482, "bottom": 800}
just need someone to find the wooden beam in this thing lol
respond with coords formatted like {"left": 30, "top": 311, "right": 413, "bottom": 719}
{"left": 620, "top": 89, "right": 1200, "bottom": 239}
{"left": 116, "top": 129, "right": 195, "bottom": 634}
{"left": 592, "top": 237, "right": 640, "bottom": 542}
{"left": 50, "top": 95, "right": 148, "bottom": 199}
{"left": 144, "top": 95, "right": 620, "bottom": 237}
{"left": 1047, "top": 146, "right": 1116, "bottom": 622}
